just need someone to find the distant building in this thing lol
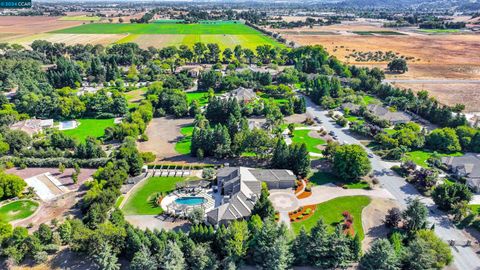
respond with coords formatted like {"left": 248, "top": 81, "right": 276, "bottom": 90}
{"left": 442, "top": 153, "right": 480, "bottom": 192}
{"left": 206, "top": 167, "right": 296, "bottom": 225}
{"left": 10, "top": 119, "right": 54, "bottom": 136}
{"left": 367, "top": 104, "right": 412, "bottom": 125}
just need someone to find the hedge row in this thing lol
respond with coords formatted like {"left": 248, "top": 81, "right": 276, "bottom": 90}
{"left": 0, "top": 157, "right": 111, "bottom": 168}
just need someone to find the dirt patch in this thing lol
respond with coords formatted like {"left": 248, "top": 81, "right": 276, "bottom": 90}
{"left": 6, "top": 167, "right": 95, "bottom": 230}
{"left": 361, "top": 198, "right": 400, "bottom": 250}
{"left": 137, "top": 117, "right": 194, "bottom": 161}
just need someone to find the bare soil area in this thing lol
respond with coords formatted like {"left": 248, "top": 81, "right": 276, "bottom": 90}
{"left": 6, "top": 167, "right": 95, "bottom": 230}
{"left": 393, "top": 82, "right": 480, "bottom": 112}
{"left": 361, "top": 198, "right": 400, "bottom": 250}
{"left": 137, "top": 117, "right": 194, "bottom": 161}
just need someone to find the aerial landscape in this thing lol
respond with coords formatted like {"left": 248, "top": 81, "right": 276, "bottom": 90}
{"left": 0, "top": 0, "right": 479, "bottom": 269}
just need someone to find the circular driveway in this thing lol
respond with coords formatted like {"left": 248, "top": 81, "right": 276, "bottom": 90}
{"left": 269, "top": 192, "right": 299, "bottom": 212}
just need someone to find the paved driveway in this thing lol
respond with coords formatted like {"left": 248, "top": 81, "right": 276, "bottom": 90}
{"left": 305, "top": 96, "right": 480, "bottom": 270}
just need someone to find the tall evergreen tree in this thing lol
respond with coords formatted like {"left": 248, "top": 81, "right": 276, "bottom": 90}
{"left": 359, "top": 239, "right": 400, "bottom": 270}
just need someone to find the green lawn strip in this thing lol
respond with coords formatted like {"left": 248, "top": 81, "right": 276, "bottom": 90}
{"left": 125, "top": 87, "right": 147, "bottom": 108}
{"left": 115, "top": 195, "right": 125, "bottom": 208}
{"left": 291, "top": 196, "right": 372, "bottom": 240}
{"left": 0, "top": 200, "right": 39, "bottom": 222}
{"left": 404, "top": 150, "right": 463, "bottom": 168}
{"left": 309, "top": 171, "right": 368, "bottom": 189}
{"left": 419, "top": 29, "right": 460, "bottom": 33}
{"left": 175, "top": 125, "right": 194, "bottom": 155}
{"left": 291, "top": 129, "right": 325, "bottom": 154}
{"left": 62, "top": 118, "right": 115, "bottom": 142}
{"left": 122, "top": 176, "right": 186, "bottom": 215}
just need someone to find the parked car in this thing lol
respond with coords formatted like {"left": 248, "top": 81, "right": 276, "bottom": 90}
{"left": 329, "top": 131, "right": 335, "bottom": 136}
{"left": 367, "top": 153, "right": 374, "bottom": 158}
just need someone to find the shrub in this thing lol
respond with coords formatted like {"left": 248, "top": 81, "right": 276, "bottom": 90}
{"left": 140, "top": 152, "right": 156, "bottom": 163}
{"left": 34, "top": 251, "right": 48, "bottom": 264}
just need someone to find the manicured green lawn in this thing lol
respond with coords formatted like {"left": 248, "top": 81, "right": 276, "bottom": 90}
{"left": 125, "top": 87, "right": 147, "bottom": 108}
{"left": 0, "top": 200, "right": 39, "bottom": 222}
{"left": 122, "top": 176, "right": 186, "bottom": 215}
{"left": 186, "top": 91, "right": 211, "bottom": 106}
{"left": 292, "top": 196, "right": 371, "bottom": 240}
{"left": 362, "top": 95, "right": 380, "bottom": 105}
{"left": 404, "top": 150, "right": 463, "bottom": 168}
{"left": 259, "top": 93, "right": 289, "bottom": 105}
{"left": 291, "top": 129, "right": 325, "bottom": 154}
{"left": 175, "top": 125, "right": 194, "bottom": 155}
{"left": 309, "top": 171, "right": 369, "bottom": 189}
{"left": 53, "top": 22, "right": 262, "bottom": 35}
{"left": 62, "top": 118, "right": 115, "bottom": 142}
{"left": 345, "top": 115, "right": 365, "bottom": 125}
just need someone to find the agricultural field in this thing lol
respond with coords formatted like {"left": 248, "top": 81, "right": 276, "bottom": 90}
{"left": 52, "top": 21, "right": 282, "bottom": 50}
{"left": 59, "top": 15, "right": 101, "bottom": 21}
{"left": 0, "top": 200, "right": 39, "bottom": 223}
{"left": 291, "top": 196, "right": 372, "bottom": 239}
{"left": 277, "top": 19, "right": 480, "bottom": 111}
{"left": 122, "top": 176, "right": 185, "bottom": 215}
{"left": 62, "top": 118, "right": 115, "bottom": 142}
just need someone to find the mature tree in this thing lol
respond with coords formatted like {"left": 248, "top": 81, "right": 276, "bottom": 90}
{"left": 0, "top": 172, "right": 27, "bottom": 200}
{"left": 160, "top": 241, "right": 185, "bottom": 270}
{"left": 271, "top": 139, "right": 290, "bottom": 169}
{"left": 251, "top": 183, "right": 275, "bottom": 220}
{"left": 385, "top": 207, "right": 402, "bottom": 228}
{"left": 93, "top": 243, "right": 120, "bottom": 270}
{"left": 250, "top": 220, "right": 292, "bottom": 270}
{"left": 426, "top": 128, "right": 461, "bottom": 153}
{"left": 359, "top": 239, "right": 400, "bottom": 270}
{"left": 130, "top": 246, "right": 157, "bottom": 270}
{"left": 432, "top": 182, "right": 472, "bottom": 211}
{"left": 288, "top": 143, "right": 311, "bottom": 177}
{"left": 388, "top": 58, "right": 408, "bottom": 73}
{"left": 402, "top": 198, "right": 428, "bottom": 234}
{"left": 188, "top": 242, "right": 217, "bottom": 270}
{"left": 291, "top": 227, "right": 309, "bottom": 265}
{"left": 308, "top": 219, "right": 330, "bottom": 268}
{"left": 333, "top": 144, "right": 371, "bottom": 180}
{"left": 404, "top": 230, "right": 453, "bottom": 270}
{"left": 222, "top": 221, "right": 249, "bottom": 263}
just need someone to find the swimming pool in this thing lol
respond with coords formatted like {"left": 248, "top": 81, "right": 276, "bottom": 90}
{"left": 175, "top": 197, "right": 206, "bottom": 206}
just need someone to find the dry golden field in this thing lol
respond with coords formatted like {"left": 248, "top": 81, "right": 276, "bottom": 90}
{"left": 277, "top": 19, "right": 480, "bottom": 111}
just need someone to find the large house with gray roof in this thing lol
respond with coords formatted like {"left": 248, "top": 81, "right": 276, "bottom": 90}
{"left": 367, "top": 104, "right": 412, "bottom": 125}
{"left": 442, "top": 153, "right": 480, "bottom": 192}
{"left": 206, "top": 167, "right": 296, "bottom": 225}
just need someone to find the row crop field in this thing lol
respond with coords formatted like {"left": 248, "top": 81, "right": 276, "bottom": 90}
{"left": 50, "top": 21, "right": 282, "bottom": 50}
{"left": 53, "top": 22, "right": 261, "bottom": 35}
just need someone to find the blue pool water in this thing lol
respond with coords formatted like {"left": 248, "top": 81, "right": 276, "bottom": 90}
{"left": 175, "top": 197, "right": 206, "bottom": 206}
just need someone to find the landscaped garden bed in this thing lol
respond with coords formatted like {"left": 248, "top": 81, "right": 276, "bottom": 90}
{"left": 289, "top": 205, "right": 317, "bottom": 222}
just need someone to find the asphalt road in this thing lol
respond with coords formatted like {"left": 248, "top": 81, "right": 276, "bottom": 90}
{"left": 305, "top": 97, "right": 480, "bottom": 270}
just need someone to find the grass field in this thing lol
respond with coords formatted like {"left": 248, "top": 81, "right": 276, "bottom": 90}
{"left": 291, "top": 196, "right": 371, "bottom": 239}
{"left": 404, "top": 150, "right": 463, "bottom": 168}
{"left": 291, "top": 129, "right": 325, "bottom": 154}
{"left": 0, "top": 200, "right": 39, "bottom": 222}
{"left": 62, "top": 118, "right": 115, "bottom": 142}
{"left": 59, "top": 15, "right": 101, "bottom": 21}
{"left": 52, "top": 22, "right": 281, "bottom": 50}
{"left": 309, "top": 171, "right": 370, "bottom": 189}
{"left": 175, "top": 125, "right": 194, "bottom": 155}
{"left": 53, "top": 22, "right": 261, "bottom": 35}
{"left": 122, "top": 176, "right": 185, "bottom": 215}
